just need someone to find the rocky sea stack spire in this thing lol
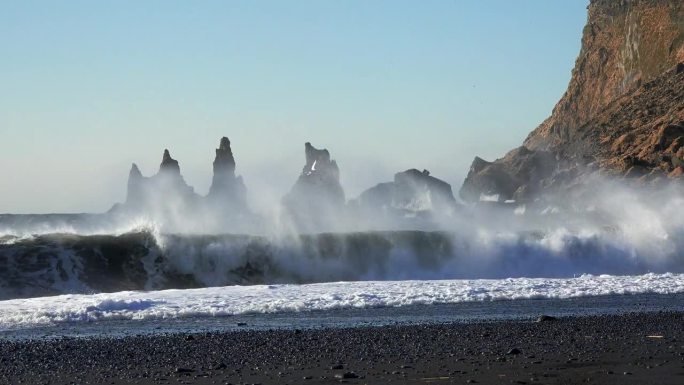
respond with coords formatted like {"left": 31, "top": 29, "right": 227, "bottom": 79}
{"left": 212, "top": 137, "right": 236, "bottom": 176}
{"left": 282, "top": 142, "right": 346, "bottom": 229}
{"left": 114, "top": 137, "right": 254, "bottom": 230}
{"left": 207, "top": 137, "right": 248, "bottom": 212}
{"left": 125, "top": 148, "right": 196, "bottom": 207}
{"left": 125, "top": 163, "right": 145, "bottom": 205}
{"left": 159, "top": 149, "right": 181, "bottom": 175}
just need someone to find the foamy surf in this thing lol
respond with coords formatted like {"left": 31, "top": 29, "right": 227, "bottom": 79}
{"left": 2, "top": 273, "right": 683, "bottom": 331}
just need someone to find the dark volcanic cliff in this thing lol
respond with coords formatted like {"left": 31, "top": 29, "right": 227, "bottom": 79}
{"left": 461, "top": 0, "right": 684, "bottom": 202}
{"left": 527, "top": 0, "right": 684, "bottom": 150}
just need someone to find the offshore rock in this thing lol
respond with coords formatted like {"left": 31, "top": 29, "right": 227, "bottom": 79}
{"left": 460, "top": 148, "right": 558, "bottom": 203}
{"left": 358, "top": 169, "right": 457, "bottom": 215}
{"left": 115, "top": 138, "right": 255, "bottom": 232}
{"left": 159, "top": 149, "right": 181, "bottom": 175}
{"left": 124, "top": 149, "right": 197, "bottom": 211}
{"left": 125, "top": 163, "right": 145, "bottom": 205}
{"left": 460, "top": 0, "right": 684, "bottom": 203}
{"left": 282, "top": 142, "right": 346, "bottom": 231}
{"left": 206, "top": 137, "right": 248, "bottom": 212}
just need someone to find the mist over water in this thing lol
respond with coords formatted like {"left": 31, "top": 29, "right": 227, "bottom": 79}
{"left": 2, "top": 169, "right": 684, "bottom": 300}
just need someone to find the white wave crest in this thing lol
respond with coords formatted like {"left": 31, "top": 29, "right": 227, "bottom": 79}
{"left": 1, "top": 273, "right": 683, "bottom": 331}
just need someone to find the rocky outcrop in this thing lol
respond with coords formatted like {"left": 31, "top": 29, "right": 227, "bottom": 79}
{"left": 206, "top": 137, "right": 248, "bottom": 212}
{"left": 569, "top": 64, "right": 684, "bottom": 182}
{"left": 460, "top": 149, "right": 559, "bottom": 202}
{"left": 159, "top": 149, "right": 181, "bottom": 175}
{"left": 526, "top": 0, "right": 684, "bottom": 150}
{"left": 358, "top": 169, "right": 457, "bottom": 215}
{"left": 117, "top": 137, "right": 251, "bottom": 223}
{"left": 282, "top": 143, "right": 346, "bottom": 230}
{"left": 461, "top": 0, "right": 684, "bottom": 202}
{"left": 125, "top": 163, "right": 145, "bottom": 205}
{"left": 124, "top": 149, "right": 198, "bottom": 210}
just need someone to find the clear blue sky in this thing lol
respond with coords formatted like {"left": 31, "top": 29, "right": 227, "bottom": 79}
{"left": 0, "top": 0, "right": 588, "bottom": 213}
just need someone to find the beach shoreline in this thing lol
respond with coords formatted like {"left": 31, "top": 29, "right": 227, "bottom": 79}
{"left": 2, "top": 311, "right": 683, "bottom": 384}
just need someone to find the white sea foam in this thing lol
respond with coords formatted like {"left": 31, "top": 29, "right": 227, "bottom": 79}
{"left": 1, "top": 273, "right": 683, "bottom": 331}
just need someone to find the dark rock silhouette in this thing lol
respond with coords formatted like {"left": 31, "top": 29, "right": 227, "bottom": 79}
{"left": 207, "top": 137, "right": 248, "bottom": 212}
{"left": 460, "top": 148, "right": 557, "bottom": 203}
{"left": 123, "top": 149, "right": 197, "bottom": 211}
{"left": 358, "top": 169, "right": 457, "bottom": 215}
{"left": 159, "top": 149, "right": 180, "bottom": 175}
{"left": 125, "top": 163, "right": 145, "bottom": 206}
{"left": 282, "top": 142, "right": 346, "bottom": 230}
{"left": 118, "top": 139, "right": 251, "bottom": 223}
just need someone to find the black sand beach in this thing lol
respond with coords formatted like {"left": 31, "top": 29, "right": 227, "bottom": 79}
{"left": 2, "top": 311, "right": 683, "bottom": 385}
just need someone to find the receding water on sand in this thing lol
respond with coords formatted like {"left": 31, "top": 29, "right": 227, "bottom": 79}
{"left": 3, "top": 292, "right": 683, "bottom": 340}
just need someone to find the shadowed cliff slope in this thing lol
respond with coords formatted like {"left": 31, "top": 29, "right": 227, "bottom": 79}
{"left": 461, "top": 0, "right": 684, "bottom": 203}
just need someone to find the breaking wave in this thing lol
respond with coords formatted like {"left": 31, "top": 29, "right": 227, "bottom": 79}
{"left": 2, "top": 225, "right": 684, "bottom": 300}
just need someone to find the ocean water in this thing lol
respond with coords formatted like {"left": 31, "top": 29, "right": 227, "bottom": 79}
{"left": 3, "top": 226, "right": 684, "bottom": 300}
{"left": 2, "top": 290, "right": 684, "bottom": 341}
{"left": 2, "top": 274, "right": 684, "bottom": 338}
{"left": 3, "top": 185, "right": 684, "bottom": 338}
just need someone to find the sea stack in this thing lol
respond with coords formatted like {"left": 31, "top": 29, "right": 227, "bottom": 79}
{"left": 206, "top": 137, "right": 248, "bottom": 212}
{"left": 122, "top": 149, "right": 198, "bottom": 212}
{"left": 357, "top": 168, "right": 457, "bottom": 216}
{"left": 282, "top": 142, "right": 346, "bottom": 231}
{"left": 125, "top": 163, "right": 145, "bottom": 208}
{"left": 159, "top": 149, "right": 181, "bottom": 175}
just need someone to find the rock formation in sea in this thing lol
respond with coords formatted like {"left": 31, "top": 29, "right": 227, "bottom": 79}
{"left": 460, "top": 0, "right": 684, "bottom": 203}
{"left": 124, "top": 149, "right": 199, "bottom": 211}
{"left": 114, "top": 137, "right": 252, "bottom": 231}
{"left": 206, "top": 137, "right": 248, "bottom": 213}
{"left": 356, "top": 169, "right": 457, "bottom": 217}
{"left": 282, "top": 142, "right": 346, "bottom": 231}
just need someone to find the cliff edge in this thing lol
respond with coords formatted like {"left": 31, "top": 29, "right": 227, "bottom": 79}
{"left": 461, "top": 0, "right": 684, "bottom": 202}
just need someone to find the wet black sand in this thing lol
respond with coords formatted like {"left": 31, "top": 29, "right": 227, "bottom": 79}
{"left": 2, "top": 312, "right": 684, "bottom": 385}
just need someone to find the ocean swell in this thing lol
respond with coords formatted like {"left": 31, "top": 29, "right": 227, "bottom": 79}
{"left": 1, "top": 226, "right": 684, "bottom": 300}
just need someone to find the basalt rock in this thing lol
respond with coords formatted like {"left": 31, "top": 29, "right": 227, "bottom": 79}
{"left": 358, "top": 169, "right": 457, "bottom": 215}
{"left": 124, "top": 149, "right": 197, "bottom": 211}
{"left": 282, "top": 142, "right": 346, "bottom": 230}
{"left": 118, "top": 138, "right": 251, "bottom": 223}
{"left": 159, "top": 149, "right": 181, "bottom": 175}
{"left": 460, "top": 148, "right": 559, "bottom": 203}
{"left": 526, "top": 0, "right": 684, "bottom": 151}
{"left": 460, "top": 0, "right": 684, "bottom": 203}
{"left": 206, "top": 137, "right": 248, "bottom": 212}
{"left": 125, "top": 163, "right": 145, "bottom": 205}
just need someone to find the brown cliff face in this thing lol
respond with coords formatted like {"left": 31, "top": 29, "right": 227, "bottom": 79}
{"left": 526, "top": 0, "right": 684, "bottom": 150}
{"left": 460, "top": 0, "right": 684, "bottom": 203}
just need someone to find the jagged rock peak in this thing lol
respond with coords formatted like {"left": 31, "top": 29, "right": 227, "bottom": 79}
{"left": 126, "top": 163, "right": 146, "bottom": 206}
{"left": 282, "top": 142, "right": 346, "bottom": 230}
{"left": 213, "top": 137, "right": 236, "bottom": 176}
{"left": 302, "top": 142, "right": 339, "bottom": 179}
{"left": 159, "top": 149, "right": 180, "bottom": 174}
{"left": 208, "top": 136, "right": 248, "bottom": 211}
{"left": 129, "top": 163, "right": 142, "bottom": 179}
